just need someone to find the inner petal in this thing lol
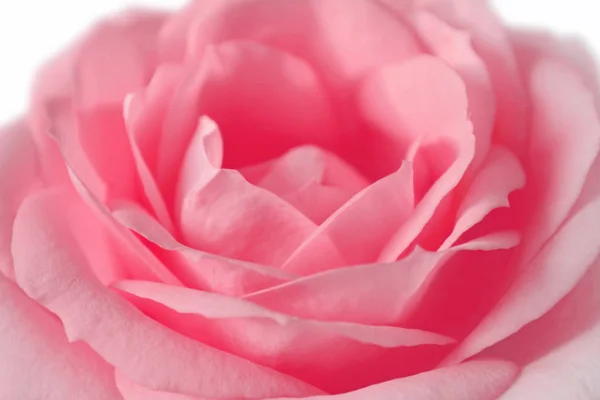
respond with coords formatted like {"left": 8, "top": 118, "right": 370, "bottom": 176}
{"left": 240, "top": 145, "right": 370, "bottom": 224}
{"left": 176, "top": 118, "right": 341, "bottom": 267}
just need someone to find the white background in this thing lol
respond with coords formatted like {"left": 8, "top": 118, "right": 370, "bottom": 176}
{"left": 0, "top": 0, "right": 596, "bottom": 124}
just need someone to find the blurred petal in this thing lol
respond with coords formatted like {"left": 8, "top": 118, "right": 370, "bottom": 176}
{"left": 0, "top": 276, "right": 122, "bottom": 400}
{"left": 162, "top": 0, "right": 421, "bottom": 85}
{"left": 31, "top": 12, "right": 166, "bottom": 200}
{"left": 12, "top": 191, "right": 322, "bottom": 399}
{"left": 0, "top": 121, "right": 38, "bottom": 279}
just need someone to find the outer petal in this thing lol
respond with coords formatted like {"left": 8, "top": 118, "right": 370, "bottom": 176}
{"left": 269, "top": 360, "right": 518, "bottom": 400}
{"left": 497, "top": 320, "right": 600, "bottom": 400}
{"left": 161, "top": 0, "right": 421, "bottom": 85}
{"left": 115, "top": 280, "right": 453, "bottom": 393}
{"left": 444, "top": 197, "right": 600, "bottom": 364}
{"left": 31, "top": 12, "right": 166, "bottom": 201}
{"left": 116, "top": 372, "right": 205, "bottom": 400}
{"left": 12, "top": 190, "right": 320, "bottom": 399}
{"left": 0, "top": 276, "right": 123, "bottom": 400}
{"left": 444, "top": 52, "right": 600, "bottom": 364}
{"left": 0, "top": 121, "right": 39, "bottom": 279}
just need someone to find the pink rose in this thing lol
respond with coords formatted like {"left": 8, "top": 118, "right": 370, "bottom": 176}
{"left": 1, "top": 0, "right": 600, "bottom": 398}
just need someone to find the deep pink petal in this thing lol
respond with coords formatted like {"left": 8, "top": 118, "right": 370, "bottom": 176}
{"left": 155, "top": 40, "right": 337, "bottom": 209}
{"left": 0, "top": 276, "right": 122, "bottom": 400}
{"left": 12, "top": 191, "right": 322, "bottom": 399}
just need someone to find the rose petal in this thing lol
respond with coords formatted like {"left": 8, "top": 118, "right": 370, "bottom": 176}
{"left": 67, "top": 164, "right": 183, "bottom": 286}
{"left": 155, "top": 40, "right": 337, "bottom": 209}
{"left": 112, "top": 200, "right": 297, "bottom": 296}
{"left": 516, "top": 51, "right": 600, "bottom": 264}
{"left": 444, "top": 197, "right": 600, "bottom": 364}
{"left": 475, "top": 154, "right": 600, "bottom": 365}
{"left": 32, "top": 12, "right": 166, "bottom": 203}
{"left": 162, "top": 0, "right": 421, "bottom": 85}
{"left": 423, "top": 0, "right": 529, "bottom": 152}
{"left": 282, "top": 162, "right": 414, "bottom": 274}
{"left": 408, "top": 10, "right": 495, "bottom": 173}
{"left": 115, "top": 280, "right": 453, "bottom": 393}
{"left": 70, "top": 11, "right": 166, "bottom": 109}
{"left": 441, "top": 52, "right": 600, "bottom": 364}
{"left": 358, "top": 56, "right": 475, "bottom": 262}
{"left": 241, "top": 146, "right": 370, "bottom": 224}
{"left": 116, "top": 372, "right": 203, "bottom": 400}
{"left": 12, "top": 190, "right": 322, "bottom": 399}
{"left": 177, "top": 118, "right": 329, "bottom": 266}
{"left": 0, "top": 121, "right": 38, "bottom": 279}
{"left": 440, "top": 146, "right": 526, "bottom": 250}
{"left": 114, "top": 279, "right": 453, "bottom": 347}
{"left": 0, "top": 276, "right": 122, "bottom": 400}
{"left": 124, "top": 66, "right": 182, "bottom": 231}
{"left": 268, "top": 360, "right": 518, "bottom": 400}
{"left": 246, "top": 234, "right": 513, "bottom": 326}
{"left": 497, "top": 319, "right": 600, "bottom": 399}
{"left": 481, "top": 255, "right": 600, "bottom": 368}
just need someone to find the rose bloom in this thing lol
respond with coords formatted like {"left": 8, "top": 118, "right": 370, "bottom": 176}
{"left": 1, "top": 0, "right": 600, "bottom": 399}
